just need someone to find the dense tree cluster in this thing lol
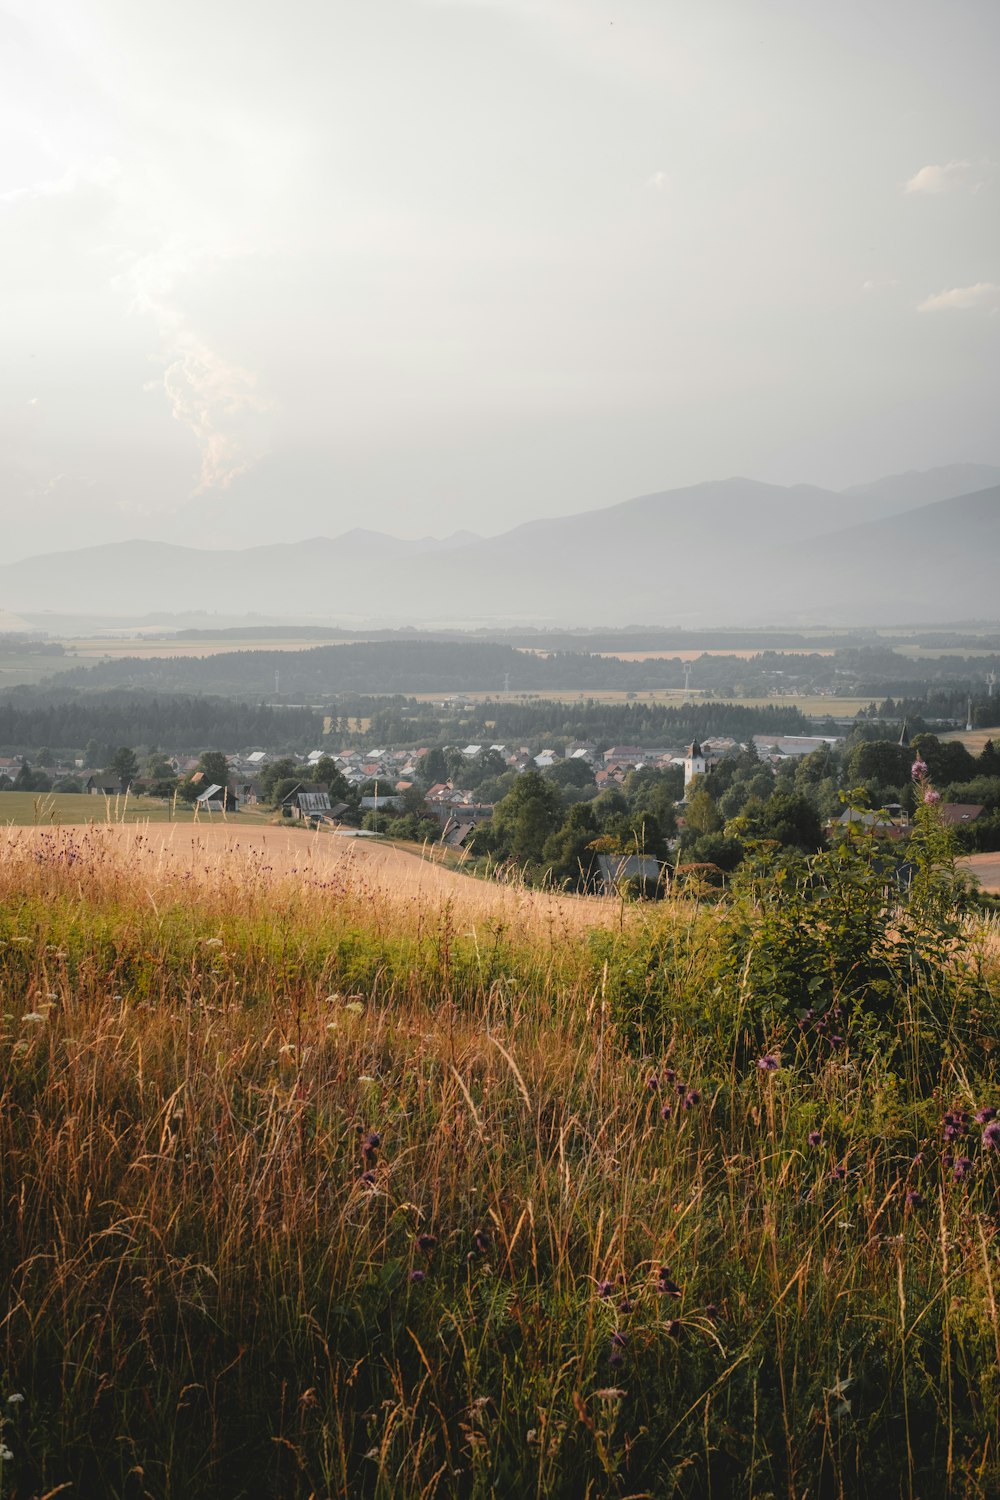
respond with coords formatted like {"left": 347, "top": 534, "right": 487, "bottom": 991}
{"left": 0, "top": 690, "right": 322, "bottom": 756}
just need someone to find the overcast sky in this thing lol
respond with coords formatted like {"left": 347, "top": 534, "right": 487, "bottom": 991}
{"left": 2, "top": 0, "right": 998, "bottom": 559}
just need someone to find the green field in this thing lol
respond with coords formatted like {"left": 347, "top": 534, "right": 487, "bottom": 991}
{"left": 0, "top": 791, "right": 274, "bottom": 826}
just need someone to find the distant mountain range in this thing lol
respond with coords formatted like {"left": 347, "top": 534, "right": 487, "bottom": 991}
{"left": 2, "top": 464, "right": 998, "bottom": 628}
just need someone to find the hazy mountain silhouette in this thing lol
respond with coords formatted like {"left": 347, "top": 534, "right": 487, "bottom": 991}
{"left": 0, "top": 471, "right": 996, "bottom": 626}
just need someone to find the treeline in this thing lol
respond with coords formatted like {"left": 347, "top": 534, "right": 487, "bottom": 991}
{"left": 34, "top": 639, "right": 1000, "bottom": 706}
{"left": 0, "top": 690, "right": 322, "bottom": 755}
{"left": 365, "top": 698, "right": 814, "bottom": 745}
{"left": 44, "top": 641, "right": 812, "bottom": 696}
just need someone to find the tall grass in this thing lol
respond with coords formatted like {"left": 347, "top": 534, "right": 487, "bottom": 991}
{"left": 0, "top": 826, "right": 998, "bottom": 1497}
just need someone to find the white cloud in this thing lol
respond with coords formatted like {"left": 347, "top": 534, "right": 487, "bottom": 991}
{"left": 904, "top": 160, "right": 984, "bottom": 194}
{"left": 862, "top": 277, "right": 898, "bottom": 293}
{"left": 917, "top": 282, "right": 1000, "bottom": 312}
{"left": 125, "top": 241, "right": 273, "bottom": 493}
{"left": 646, "top": 171, "right": 670, "bottom": 192}
{"left": 0, "top": 157, "right": 120, "bottom": 206}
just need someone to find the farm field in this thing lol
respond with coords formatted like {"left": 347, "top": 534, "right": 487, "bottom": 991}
{"left": 2, "top": 821, "right": 1000, "bottom": 1495}
{"left": 941, "top": 728, "right": 1000, "bottom": 755}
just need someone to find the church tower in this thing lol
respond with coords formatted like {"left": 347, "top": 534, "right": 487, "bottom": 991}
{"left": 683, "top": 739, "right": 707, "bottom": 790}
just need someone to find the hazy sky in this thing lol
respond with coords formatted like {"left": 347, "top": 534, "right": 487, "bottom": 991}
{"left": 2, "top": 0, "right": 998, "bottom": 559}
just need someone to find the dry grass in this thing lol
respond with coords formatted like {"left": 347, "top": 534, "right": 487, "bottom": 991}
{"left": 1, "top": 831, "right": 999, "bottom": 1497}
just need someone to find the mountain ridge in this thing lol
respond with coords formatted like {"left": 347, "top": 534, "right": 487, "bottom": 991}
{"left": 1, "top": 467, "right": 996, "bottom": 627}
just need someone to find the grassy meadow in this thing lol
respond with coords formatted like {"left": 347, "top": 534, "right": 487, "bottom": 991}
{"left": 1, "top": 821, "right": 999, "bottom": 1497}
{"left": 0, "top": 791, "right": 275, "bottom": 828}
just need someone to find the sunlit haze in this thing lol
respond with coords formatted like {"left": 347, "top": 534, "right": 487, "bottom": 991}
{"left": 2, "top": 0, "right": 999, "bottom": 561}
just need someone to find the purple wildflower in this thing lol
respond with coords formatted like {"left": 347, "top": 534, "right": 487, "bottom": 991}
{"left": 757, "top": 1055, "right": 780, "bottom": 1073}
{"left": 618, "top": 1297, "right": 635, "bottom": 1315}
{"left": 359, "top": 1170, "right": 376, "bottom": 1186}
{"left": 684, "top": 1089, "right": 701, "bottom": 1108}
{"left": 983, "top": 1121, "right": 1000, "bottom": 1151}
{"left": 597, "top": 1280, "right": 616, "bottom": 1299}
{"left": 830, "top": 1165, "right": 847, "bottom": 1182}
{"left": 646, "top": 1072, "right": 659, "bottom": 1091}
{"left": 416, "top": 1233, "right": 438, "bottom": 1253}
{"left": 660, "top": 1103, "right": 673, "bottom": 1120}
{"left": 923, "top": 788, "right": 941, "bottom": 805}
{"left": 807, "top": 1130, "right": 822, "bottom": 1148}
{"left": 911, "top": 758, "right": 928, "bottom": 780}
{"left": 666, "top": 1319, "right": 683, "bottom": 1338}
{"left": 976, "top": 1107, "right": 997, "bottom": 1124}
{"left": 953, "top": 1157, "right": 974, "bottom": 1181}
{"left": 409, "top": 1269, "right": 426, "bottom": 1283}
{"left": 656, "top": 1269, "right": 682, "bottom": 1297}
{"left": 662, "top": 1068, "right": 676, "bottom": 1083}
{"left": 905, "top": 1189, "right": 925, "bottom": 1209}
{"left": 473, "top": 1230, "right": 491, "bottom": 1255}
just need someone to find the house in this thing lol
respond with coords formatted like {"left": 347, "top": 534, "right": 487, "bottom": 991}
{"left": 84, "top": 774, "right": 118, "bottom": 796}
{"left": 832, "top": 807, "right": 906, "bottom": 840}
{"left": 596, "top": 854, "right": 663, "bottom": 896}
{"left": 281, "top": 783, "right": 333, "bottom": 821}
{"left": 939, "top": 803, "right": 985, "bottom": 827}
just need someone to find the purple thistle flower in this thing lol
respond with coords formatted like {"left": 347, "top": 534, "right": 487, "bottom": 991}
{"left": 704, "top": 1303, "right": 719, "bottom": 1321}
{"left": 666, "top": 1319, "right": 682, "bottom": 1338}
{"left": 646, "top": 1072, "right": 659, "bottom": 1091}
{"left": 983, "top": 1121, "right": 1000, "bottom": 1151}
{"left": 409, "top": 1269, "right": 426, "bottom": 1283}
{"left": 976, "top": 1107, "right": 997, "bottom": 1124}
{"left": 656, "top": 1269, "right": 682, "bottom": 1297}
{"left": 905, "top": 1189, "right": 925, "bottom": 1209}
{"left": 757, "top": 1055, "right": 780, "bottom": 1073}
{"left": 660, "top": 1103, "right": 673, "bottom": 1120}
{"left": 610, "top": 1330, "right": 628, "bottom": 1348}
{"left": 807, "top": 1130, "right": 822, "bottom": 1148}
{"left": 684, "top": 1089, "right": 701, "bottom": 1107}
{"left": 675, "top": 1082, "right": 687, "bottom": 1096}
{"left": 830, "top": 1165, "right": 847, "bottom": 1182}
{"left": 473, "top": 1230, "right": 491, "bottom": 1255}
{"left": 617, "top": 1297, "right": 635, "bottom": 1315}
{"left": 597, "top": 1280, "right": 616, "bottom": 1299}
{"left": 953, "top": 1157, "right": 974, "bottom": 1181}
{"left": 359, "top": 1170, "right": 376, "bottom": 1186}
{"left": 911, "top": 758, "right": 928, "bottom": 780}
{"left": 416, "top": 1233, "right": 438, "bottom": 1253}
{"left": 923, "top": 788, "right": 941, "bottom": 805}
{"left": 944, "top": 1124, "right": 962, "bottom": 1142}
{"left": 662, "top": 1068, "right": 676, "bottom": 1083}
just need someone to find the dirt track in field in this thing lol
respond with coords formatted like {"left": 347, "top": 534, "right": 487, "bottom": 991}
{"left": 962, "top": 852, "right": 1000, "bottom": 894}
